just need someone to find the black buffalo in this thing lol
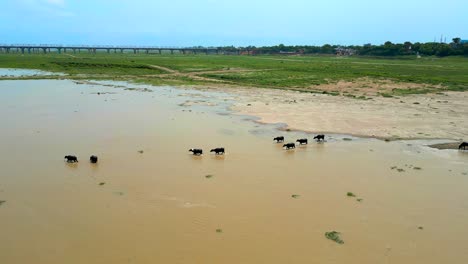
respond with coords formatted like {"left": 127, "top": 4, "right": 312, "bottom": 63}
{"left": 283, "top": 143, "right": 296, "bottom": 149}
{"left": 314, "top": 134, "right": 325, "bottom": 142}
{"left": 273, "top": 136, "right": 284, "bottom": 143}
{"left": 459, "top": 142, "right": 468, "bottom": 150}
{"left": 210, "top": 148, "right": 225, "bottom": 155}
{"left": 64, "top": 155, "right": 78, "bottom": 163}
{"left": 296, "top": 138, "right": 308, "bottom": 145}
{"left": 189, "top": 148, "right": 203, "bottom": 155}
{"left": 90, "top": 155, "right": 98, "bottom": 163}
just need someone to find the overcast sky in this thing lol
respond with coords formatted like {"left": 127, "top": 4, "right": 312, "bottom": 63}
{"left": 1, "top": 0, "right": 467, "bottom": 46}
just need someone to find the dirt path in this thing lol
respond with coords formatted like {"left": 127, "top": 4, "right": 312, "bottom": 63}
{"left": 144, "top": 65, "right": 267, "bottom": 83}
{"left": 147, "top": 64, "right": 178, "bottom": 74}
{"left": 63, "top": 54, "right": 78, "bottom": 58}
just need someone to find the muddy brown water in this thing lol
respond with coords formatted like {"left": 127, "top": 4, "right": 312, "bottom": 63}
{"left": 1, "top": 79, "right": 468, "bottom": 264}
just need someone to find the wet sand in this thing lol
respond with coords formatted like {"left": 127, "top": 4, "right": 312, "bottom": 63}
{"left": 220, "top": 87, "right": 468, "bottom": 140}
{"left": 1, "top": 80, "right": 468, "bottom": 264}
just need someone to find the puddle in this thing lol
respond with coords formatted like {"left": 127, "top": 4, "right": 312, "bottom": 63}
{"left": 0, "top": 79, "right": 468, "bottom": 264}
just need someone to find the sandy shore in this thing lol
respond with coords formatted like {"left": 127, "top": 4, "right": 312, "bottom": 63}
{"left": 197, "top": 86, "right": 468, "bottom": 141}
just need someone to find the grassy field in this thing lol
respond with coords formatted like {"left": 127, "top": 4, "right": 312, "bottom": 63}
{"left": 0, "top": 53, "right": 467, "bottom": 96}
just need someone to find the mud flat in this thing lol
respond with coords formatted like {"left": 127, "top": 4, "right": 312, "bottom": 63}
{"left": 220, "top": 86, "right": 468, "bottom": 140}
{"left": 0, "top": 79, "right": 468, "bottom": 264}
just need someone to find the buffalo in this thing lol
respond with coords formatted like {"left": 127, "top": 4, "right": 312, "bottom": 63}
{"left": 273, "top": 136, "right": 284, "bottom": 143}
{"left": 64, "top": 155, "right": 78, "bottom": 163}
{"left": 90, "top": 155, "right": 98, "bottom": 163}
{"left": 459, "top": 142, "right": 468, "bottom": 150}
{"left": 210, "top": 148, "right": 225, "bottom": 155}
{"left": 314, "top": 134, "right": 325, "bottom": 142}
{"left": 283, "top": 143, "right": 296, "bottom": 149}
{"left": 189, "top": 148, "right": 203, "bottom": 155}
{"left": 296, "top": 138, "right": 308, "bottom": 145}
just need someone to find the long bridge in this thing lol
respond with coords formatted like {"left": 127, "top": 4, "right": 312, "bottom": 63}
{"left": 0, "top": 44, "right": 243, "bottom": 55}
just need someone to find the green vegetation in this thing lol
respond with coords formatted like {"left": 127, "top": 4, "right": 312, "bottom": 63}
{"left": 239, "top": 39, "right": 468, "bottom": 57}
{"left": 216, "top": 229, "right": 223, "bottom": 233}
{"left": 325, "top": 231, "right": 344, "bottom": 244}
{"left": 205, "top": 174, "right": 213, "bottom": 179}
{"left": 0, "top": 200, "right": 6, "bottom": 206}
{"left": 0, "top": 53, "right": 467, "bottom": 95}
{"left": 347, "top": 192, "right": 356, "bottom": 197}
{"left": 291, "top": 194, "right": 300, "bottom": 198}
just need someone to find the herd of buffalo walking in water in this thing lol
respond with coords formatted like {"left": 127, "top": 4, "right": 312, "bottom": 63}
{"left": 188, "top": 134, "right": 326, "bottom": 156}
{"left": 63, "top": 137, "right": 468, "bottom": 162}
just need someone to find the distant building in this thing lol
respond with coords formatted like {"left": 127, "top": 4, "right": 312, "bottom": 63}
{"left": 335, "top": 47, "right": 355, "bottom": 56}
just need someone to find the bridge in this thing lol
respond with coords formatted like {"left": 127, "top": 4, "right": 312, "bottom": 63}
{"left": 0, "top": 44, "right": 243, "bottom": 55}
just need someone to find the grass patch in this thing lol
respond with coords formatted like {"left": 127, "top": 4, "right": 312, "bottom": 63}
{"left": 325, "top": 231, "right": 344, "bottom": 244}
{"left": 291, "top": 194, "right": 300, "bottom": 198}
{"left": 347, "top": 192, "right": 356, "bottom": 197}
{"left": 0, "top": 200, "right": 6, "bottom": 206}
{"left": 216, "top": 229, "right": 223, "bottom": 233}
{"left": 205, "top": 174, "right": 214, "bottom": 179}
{"left": 1, "top": 53, "right": 467, "bottom": 94}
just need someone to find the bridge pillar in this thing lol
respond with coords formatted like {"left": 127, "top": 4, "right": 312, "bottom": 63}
{"left": 28, "top": 48, "right": 31, "bottom": 54}
{"left": 20, "top": 47, "right": 25, "bottom": 54}
{"left": 42, "top": 48, "right": 47, "bottom": 54}
{"left": 133, "top": 49, "right": 137, "bottom": 54}
{"left": 107, "top": 49, "right": 110, "bottom": 53}
{"left": 170, "top": 49, "right": 174, "bottom": 55}
{"left": 57, "top": 48, "right": 61, "bottom": 54}
{"left": 158, "top": 49, "right": 161, "bottom": 54}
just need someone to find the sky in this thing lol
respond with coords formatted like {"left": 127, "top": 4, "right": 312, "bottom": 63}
{"left": 1, "top": 0, "right": 467, "bottom": 47}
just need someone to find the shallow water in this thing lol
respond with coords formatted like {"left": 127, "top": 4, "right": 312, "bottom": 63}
{"left": 1, "top": 80, "right": 468, "bottom": 264}
{"left": 0, "top": 68, "right": 65, "bottom": 77}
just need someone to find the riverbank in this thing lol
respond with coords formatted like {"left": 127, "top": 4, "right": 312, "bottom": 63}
{"left": 185, "top": 85, "right": 468, "bottom": 141}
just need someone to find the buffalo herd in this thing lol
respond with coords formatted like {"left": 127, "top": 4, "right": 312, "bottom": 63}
{"left": 65, "top": 138, "right": 468, "bottom": 161}
{"left": 64, "top": 155, "right": 98, "bottom": 163}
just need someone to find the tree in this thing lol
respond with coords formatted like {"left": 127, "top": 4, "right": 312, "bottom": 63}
{"left": 452, "top": 38, "right": 461, "bottom": 45}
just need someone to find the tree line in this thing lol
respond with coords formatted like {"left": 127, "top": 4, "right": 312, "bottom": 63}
{"left": 215, "top": 38, "right": 468, "bottom": 57}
